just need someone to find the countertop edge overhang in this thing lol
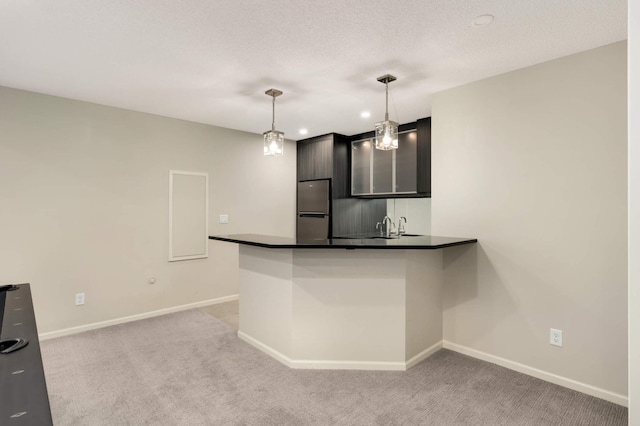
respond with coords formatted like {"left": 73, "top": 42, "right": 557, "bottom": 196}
{"left": 209, "top": 234, "right": 478, "bottom": 250}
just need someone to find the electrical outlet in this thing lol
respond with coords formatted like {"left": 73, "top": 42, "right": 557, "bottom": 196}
{"left": 219, "top": 214, "right": 229, "bottom": 224}
{"left": 75, "top": 293, "right": 85, "bottom": 306}
{"left": 550, "top": 328, "right": 562, "bottom": 347}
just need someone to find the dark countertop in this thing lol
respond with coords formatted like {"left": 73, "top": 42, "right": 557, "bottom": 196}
{"left": 0, "top": 284, "right": 54, "bottom": 425}
{"left": 209, "top": 233, "right": 477, "bottom": 250}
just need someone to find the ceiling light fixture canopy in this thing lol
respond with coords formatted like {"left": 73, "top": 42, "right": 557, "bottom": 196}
{"left": 264, "top": 88, "right": 284, "bottom": 156}
{"left": 374, "top": 74, "right": 398, "bottom": 151}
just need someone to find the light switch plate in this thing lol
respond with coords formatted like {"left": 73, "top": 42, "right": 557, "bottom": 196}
{"left": 219, "top": 214, "right": 229, "bottom": 224}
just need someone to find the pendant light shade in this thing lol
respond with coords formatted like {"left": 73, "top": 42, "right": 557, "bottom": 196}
{"left": 263, "top": 88, "right": 284, "bottom": 156}
{"left": 374, "top": 74, "right": 399, "bottom": 150}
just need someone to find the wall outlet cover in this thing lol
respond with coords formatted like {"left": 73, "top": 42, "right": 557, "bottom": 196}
{"left": 550, "top": 328, "right": 563, "bottom": 347}
{"left": 75, "top": 293, "right": 85, "bottom": 306}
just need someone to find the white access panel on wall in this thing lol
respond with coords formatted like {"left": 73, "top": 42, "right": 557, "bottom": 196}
{"left": 168, "top": 170, "right": 209, "bottom": 261}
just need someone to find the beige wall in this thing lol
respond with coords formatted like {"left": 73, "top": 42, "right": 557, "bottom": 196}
{"left": 630, "top": 2, "right": 639, "bottom": 420}
{"left": 386, "top": 198, "right": 431, "bottom": 236}
{"left": 0, "top": 86, "right": 296, "bottom": 334}
{"left": 432, "top": 42, "right": 628, "bottom": 397}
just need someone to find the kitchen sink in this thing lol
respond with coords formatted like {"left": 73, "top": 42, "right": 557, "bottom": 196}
{"left": 368, "top": 234, "right": 422, "bottom": 239}
{"left": 332, "top": 234, "right": 423, "bottom": 240}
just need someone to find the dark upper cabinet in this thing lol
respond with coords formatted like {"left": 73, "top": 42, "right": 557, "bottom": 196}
{"left": 297, "top": 133, "right": 350, "bottom": 196}
{"left": 349, "top": 117, "right": 431, "bottom": 198}
{"left": 415, "top": 117, "right": 431, "bottom": 195}
{"left": 297, "top": 135, "right": 333, "bottom": 181}
{"left": 352, "top": 131, "right": 414, "bottom": 195}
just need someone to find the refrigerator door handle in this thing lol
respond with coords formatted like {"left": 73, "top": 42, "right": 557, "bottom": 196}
{"left": 298, "top": 212, "right": 327, "bottom": 217}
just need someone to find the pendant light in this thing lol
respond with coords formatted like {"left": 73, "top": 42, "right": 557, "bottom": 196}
{"left": 374, "top": 74, "right": 398, "bottom": 150}
{"left": 263, "top": 88, "right": 284, "bottom": 156}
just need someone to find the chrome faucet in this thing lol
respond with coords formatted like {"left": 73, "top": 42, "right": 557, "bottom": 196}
{"left": 382, "top": 215, "right": 395, "bottom": 238}
{"left": 398, "top": 217, "right": 407, "bottom": 235}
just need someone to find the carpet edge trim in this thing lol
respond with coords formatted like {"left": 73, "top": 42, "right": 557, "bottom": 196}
{"left": 442, "top": 340, "right": 628, "bottom": 407}
{"left": 38, "top": 294, "right": 240, "bottom": 340}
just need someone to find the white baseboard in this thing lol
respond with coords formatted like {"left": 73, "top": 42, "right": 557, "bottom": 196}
{"left": 39, "top": 294, "right": 239, "bottom": 341}
{"left": 237, "top": 331, "right": 295, "bottom": 367}
{"left": 442, "top": 340, "right": 628, "bottom": 407}
{"left": 238, "top": 331, "right": 440, "bottom": 371}
{"left": 290, "top": 358, "right": 406, "bottom": 371}
{"left": 406, "top": 341, "right": 443, "bottom": 369}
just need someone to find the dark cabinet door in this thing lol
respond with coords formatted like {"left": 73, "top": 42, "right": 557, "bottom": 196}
{"left": 297, "top": 215, "right": 330, "bottom": 240}
{"left": 351, "top": 140, "right": 371, "bottom": 195}
{"left": 297, "top": 135, "right": 333, "bottom": 181}
{"left": 371, "top": 147, "right": 393, "bottom": 194}
{"left": 416, "top": 117, "right": 431, "bottom": 195}
{"left": 395, "top": 131, "right": 418, "bottom": 193}
{"left": 297, "top": 180, "right": 330, "bottom": 213}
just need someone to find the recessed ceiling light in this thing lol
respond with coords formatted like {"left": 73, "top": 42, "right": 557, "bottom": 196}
{"left": 472, "top": 14, "right": 494, "bottom": 27}
{"left": 299, "top": 128, "right": 308, "bottom": 135}
{"left": 361, "top": 111, "right": 371, "bottom": 118}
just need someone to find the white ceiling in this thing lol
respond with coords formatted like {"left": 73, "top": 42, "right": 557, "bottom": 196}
{"left": 0, "top": 1, "right": 627, "bottom": 139}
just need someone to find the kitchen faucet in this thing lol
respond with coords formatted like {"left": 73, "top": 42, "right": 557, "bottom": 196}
{"left": 398, "top": 217, "right": 407, "bottom": 235}
{"left": 382, "top": 215, "right": 395, "bottom": 238}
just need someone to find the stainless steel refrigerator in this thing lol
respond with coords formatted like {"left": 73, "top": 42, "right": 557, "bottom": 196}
{"left": 297, "top": 179, "right": 330, "bottom": 240}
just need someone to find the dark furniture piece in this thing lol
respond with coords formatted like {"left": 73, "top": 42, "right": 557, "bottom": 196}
{"left": 0, "top": 283, "right": 53, "bottom": 425}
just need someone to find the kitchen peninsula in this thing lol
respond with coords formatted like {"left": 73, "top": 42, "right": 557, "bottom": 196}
{"left": 209, "top": 234, "right": 477, "bottom": 370}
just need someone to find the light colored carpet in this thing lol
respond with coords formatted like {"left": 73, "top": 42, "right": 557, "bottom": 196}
{"left": 40, "top": 309, "right": 627, "bottom": 425}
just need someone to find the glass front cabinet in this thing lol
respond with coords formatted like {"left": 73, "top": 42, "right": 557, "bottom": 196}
{"left": 351, "top": 130, "right": 419, "bottom": 196}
